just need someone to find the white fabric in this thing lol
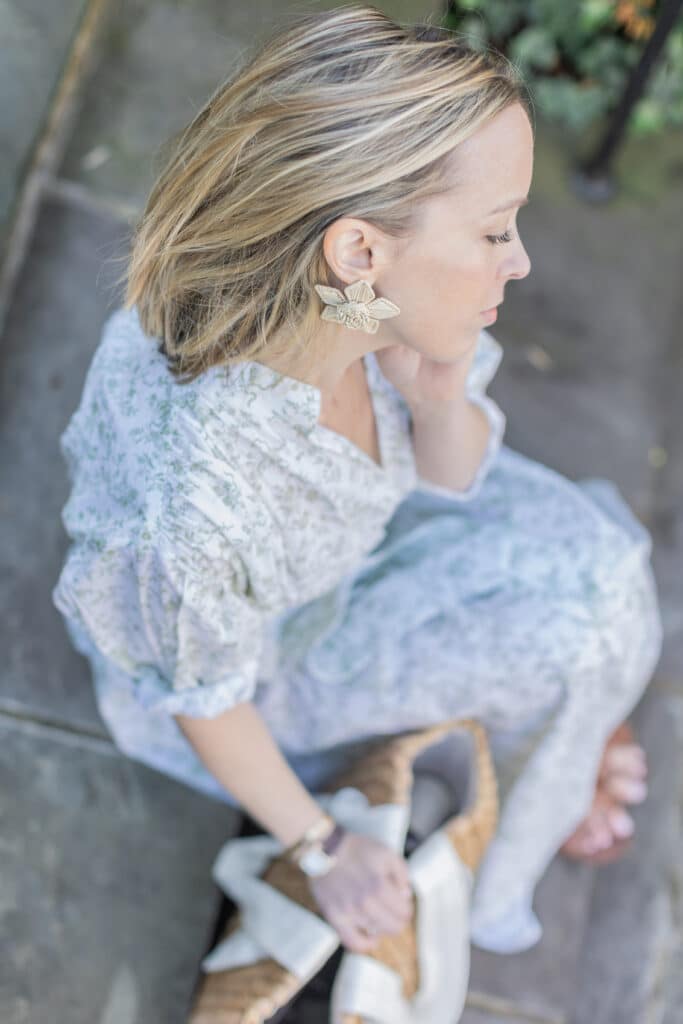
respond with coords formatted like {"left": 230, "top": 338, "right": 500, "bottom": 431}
{"left": 202, "top": 785, "right": 472, "bottom": 1024}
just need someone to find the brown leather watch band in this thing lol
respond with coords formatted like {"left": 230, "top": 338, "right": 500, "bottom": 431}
{"left": 321, "top": 823, "right": 346, "bottom": 857}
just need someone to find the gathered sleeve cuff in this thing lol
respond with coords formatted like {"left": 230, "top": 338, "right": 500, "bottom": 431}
{"left": 413, "top": 329, "right": 506, "bottom": 503}
{"left": 52, "top": 532, "right": 265, "bottom": 719}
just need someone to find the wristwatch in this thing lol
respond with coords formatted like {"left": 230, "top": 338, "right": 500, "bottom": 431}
{"left": 285, "top": 813, "right": 347, "bottom": 877}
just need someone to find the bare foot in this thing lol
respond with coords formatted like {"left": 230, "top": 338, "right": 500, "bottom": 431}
{"left": 560, "top": 723, "right": 648, "bottom": 862}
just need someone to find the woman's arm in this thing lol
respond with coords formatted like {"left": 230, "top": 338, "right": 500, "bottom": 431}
{"left": 374, "top": 335, "right": 494, "bottom": 493}
{"left": 410, "top": 397, "right": 491, "bottom": 492}
{"left": 174, "top": 701, "right": 328, "bottom": 846}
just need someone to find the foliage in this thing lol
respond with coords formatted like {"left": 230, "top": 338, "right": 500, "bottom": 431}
{"left": 443, "top": 0, "right": 683, "bottom": 137}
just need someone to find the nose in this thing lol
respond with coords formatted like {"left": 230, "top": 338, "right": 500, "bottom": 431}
{"left": 506, "top": 237, "right": 531, "bottom": 281}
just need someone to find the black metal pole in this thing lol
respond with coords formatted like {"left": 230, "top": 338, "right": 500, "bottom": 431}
{"left": 571, "top": 0, "right": 683, "bottom": 201}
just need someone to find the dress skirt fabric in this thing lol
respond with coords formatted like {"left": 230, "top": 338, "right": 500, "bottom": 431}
{"left": 92, "top": 440, "right": 664, "bottom": 955}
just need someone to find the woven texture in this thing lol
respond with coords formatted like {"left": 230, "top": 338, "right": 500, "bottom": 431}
{"left": 189, "top": 717, "right": 499, "bottom": 1024}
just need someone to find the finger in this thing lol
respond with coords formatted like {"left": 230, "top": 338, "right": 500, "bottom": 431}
{"left": 337, "top": 919, "right": 378, "bottom": 954}
{"left": 330, "top": 905, "right": 376, "bottom": 952}
{"left": 386, "top": 858, "right": 412, "bottom": 895}
{"left": 360, "top": 894, "right": 410, "bottom": 936}
{"left": 387, "top": 876, "right": 414, "bottom": 918}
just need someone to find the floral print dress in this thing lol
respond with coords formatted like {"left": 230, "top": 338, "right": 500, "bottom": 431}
{"left": 52, "top": 306, "right": 664, "bottom": 954}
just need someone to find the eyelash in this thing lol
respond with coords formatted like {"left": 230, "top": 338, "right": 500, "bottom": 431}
{"left": 487, "top": 230, "right": 515, "bottom": 245}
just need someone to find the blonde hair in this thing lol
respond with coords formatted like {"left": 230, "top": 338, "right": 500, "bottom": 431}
{"left": 121, "top": 3, "right": 533, "bottom": 383}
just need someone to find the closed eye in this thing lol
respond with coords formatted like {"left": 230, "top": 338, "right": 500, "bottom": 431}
{"left": 487, "top": 230, "right": 515, "bottom": 245}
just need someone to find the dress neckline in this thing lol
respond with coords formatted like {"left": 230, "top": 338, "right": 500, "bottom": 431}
{"left": 238, "top": 351, "right": 389, "bottom": 474}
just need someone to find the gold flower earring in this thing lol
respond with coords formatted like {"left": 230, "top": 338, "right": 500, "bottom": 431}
{"left": 313, "top": 280, "right": 400, "bottom": 334}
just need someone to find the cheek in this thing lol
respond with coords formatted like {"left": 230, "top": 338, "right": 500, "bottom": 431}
{"left": 432, "top": 258, "right": 489, "bottom": 311}
{"left": 388, "top": 242, "right": 491, "bottom": 328}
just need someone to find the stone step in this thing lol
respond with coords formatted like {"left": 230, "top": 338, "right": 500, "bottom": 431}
{"left": 0, "top": 718, "right": 241, "bottom": 1024}
{"left": 0, "top": 0, "right": 90, "bottom": 251}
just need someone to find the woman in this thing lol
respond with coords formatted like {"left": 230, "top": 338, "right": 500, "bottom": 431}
{"left": 52, "top": 5, "right": 663, "bottom": 957}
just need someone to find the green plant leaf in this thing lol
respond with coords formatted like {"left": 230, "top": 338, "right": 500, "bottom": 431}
{"left": 630, "top": 98, "right": 667, "bottom": 135}
{"left": 531, "top": 77, "right": 609, "bottom": 133}
{"left": 577, "top": 0, "right": 615, "bottom": 33}
{"left": 509, "top": 26, "right": 559, "bottom": 71}
{"left": 454, "top": 14, "right": 490, "bottom": 51}
{"left": 574, "top": 36, "right": 629, "bottom": 78}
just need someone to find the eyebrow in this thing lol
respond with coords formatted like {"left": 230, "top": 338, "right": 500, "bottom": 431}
{"left": 487, "top": 196, "right": 530, "bottom": 215}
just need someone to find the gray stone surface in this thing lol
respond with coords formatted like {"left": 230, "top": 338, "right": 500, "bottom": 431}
{"left": 0, "top": 0, "right": 88, "bottom": 251}
{"left": 661, "top": 696, "right": 683, "bottom": 1024}
{"left": 58, "top": 0, "right": 444, "bottom": 208}
{"left": 468, "top": 855, "right": 592, "bottom": 1021}
{"left": 570, "top": 689, "right": 682, "bottom": 1023}
{"left": 0, "top": 195, "right": 130, "bottom": 729}
{"left": 463, "top": 1006, "right": 560, "bottom": 1024}
{"left": 647, "top": 232, "right": 683, "bottom": 689}
{"left": 0, "top": 720, "right": 240, "bottom": 1024}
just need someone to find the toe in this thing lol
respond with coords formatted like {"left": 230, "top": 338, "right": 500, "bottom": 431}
{"left": 600, "top": 745, "right": 648, "bottom": 780}
{"left": 606, "top": 805, "right": 635, "bottom": 839}
{"left": 584, "top": 805, "right": 613, "bottom": 851}
{"left": 602, "top": 773, "right": 648, "bottom": 804}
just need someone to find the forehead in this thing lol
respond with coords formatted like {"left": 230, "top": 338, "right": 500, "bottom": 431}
{"left": 441, "top": 104, "right": 534, "bottom": 214}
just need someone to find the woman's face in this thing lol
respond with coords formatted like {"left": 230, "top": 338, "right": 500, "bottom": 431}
{"left": 374, "top": 102, "right": 534, "bottom": 362}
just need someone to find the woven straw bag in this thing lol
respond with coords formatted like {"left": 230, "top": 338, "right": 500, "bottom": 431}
{"left": 189, "top": 717, "right": 498, "bottom": 1024}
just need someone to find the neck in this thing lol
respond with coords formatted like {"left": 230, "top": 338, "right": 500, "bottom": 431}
{"left": 253, "top": 318, "right": 387, "bottom": 398}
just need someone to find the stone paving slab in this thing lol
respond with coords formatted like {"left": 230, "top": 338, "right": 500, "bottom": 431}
{"left": 468, "top": 855, "right": 592, "bottom": 1021}
{"left": 0, "top": 0, "right": 89, "bottom": 253}
{"left": 0, "top": 719, "right": 240, "bottom": 1024}
{"left": 646, "top": 233, "right": 683, "bottom": 689}
{"left": 570, "top": 687, "right": 681, "bottom": 1023}
{"left": 0, "top": 195, "right": 131, "bottom": 729}
{"left": 57, "top": 0, "right": 442, "bottom": 208}
{"left": 462, "top": 1007, "right": 559, "bottom": 1024}
{"left": 650, "top": 516, "right": 683, "bottom": 692}
{"left": 660, "top": 694, "right": 683, "bottom": 1024}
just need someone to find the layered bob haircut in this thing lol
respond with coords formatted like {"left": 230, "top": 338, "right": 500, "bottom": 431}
{"left": 122, "top": 3, "right": 533, "bottom": 383}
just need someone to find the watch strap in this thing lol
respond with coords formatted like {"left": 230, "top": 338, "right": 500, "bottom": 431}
{"left": 321, "top": 823, "right": 346, "bottom": 857}
{"left": 284, "top": 813, "right": 336, "bottom": 866}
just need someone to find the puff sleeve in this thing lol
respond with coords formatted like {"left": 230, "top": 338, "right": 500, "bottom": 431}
{"left": 413, "top": 328, "right": 506, "bottom": 503}
{"left": 52, "top": 531, "right": 265, "bottom": 718}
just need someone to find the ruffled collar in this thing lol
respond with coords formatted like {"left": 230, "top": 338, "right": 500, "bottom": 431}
{"left": 224, "top": 358, "right": 323, "bottom": 434}
{"left": 226, "top": 350, "right": 386, "bottom": 438}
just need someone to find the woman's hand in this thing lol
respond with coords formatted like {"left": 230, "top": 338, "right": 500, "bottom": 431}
{"left": 374, "top": 340, "right": 478, "bottom": 411}
{"left": 307, "top": 830, "right": 414, "bottom": 954}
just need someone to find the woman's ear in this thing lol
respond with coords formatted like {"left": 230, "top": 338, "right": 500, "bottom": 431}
{"left": 322, "top": 217, "right": 389, "bottom": 284}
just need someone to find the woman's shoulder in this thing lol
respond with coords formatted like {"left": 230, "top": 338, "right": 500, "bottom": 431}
{"left": 59, "top": 307, "right": 272, "bottom": 547}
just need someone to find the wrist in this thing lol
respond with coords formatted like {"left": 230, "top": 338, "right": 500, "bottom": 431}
{"left": 321, "top": 823, "right": 347, "bottom": 856}
{"left": 284, "top": 811, "right": 335, "bottom": 856}
{"left": 408, "top": 394, "right": 471, "bottom": 424}
{"left": 284, "top": 814, "right": 347, "bottom": 877}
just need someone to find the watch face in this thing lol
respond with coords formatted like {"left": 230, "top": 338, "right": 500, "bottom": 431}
{"left": 300, "top": 846, "right": 336, "bottom": 877}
